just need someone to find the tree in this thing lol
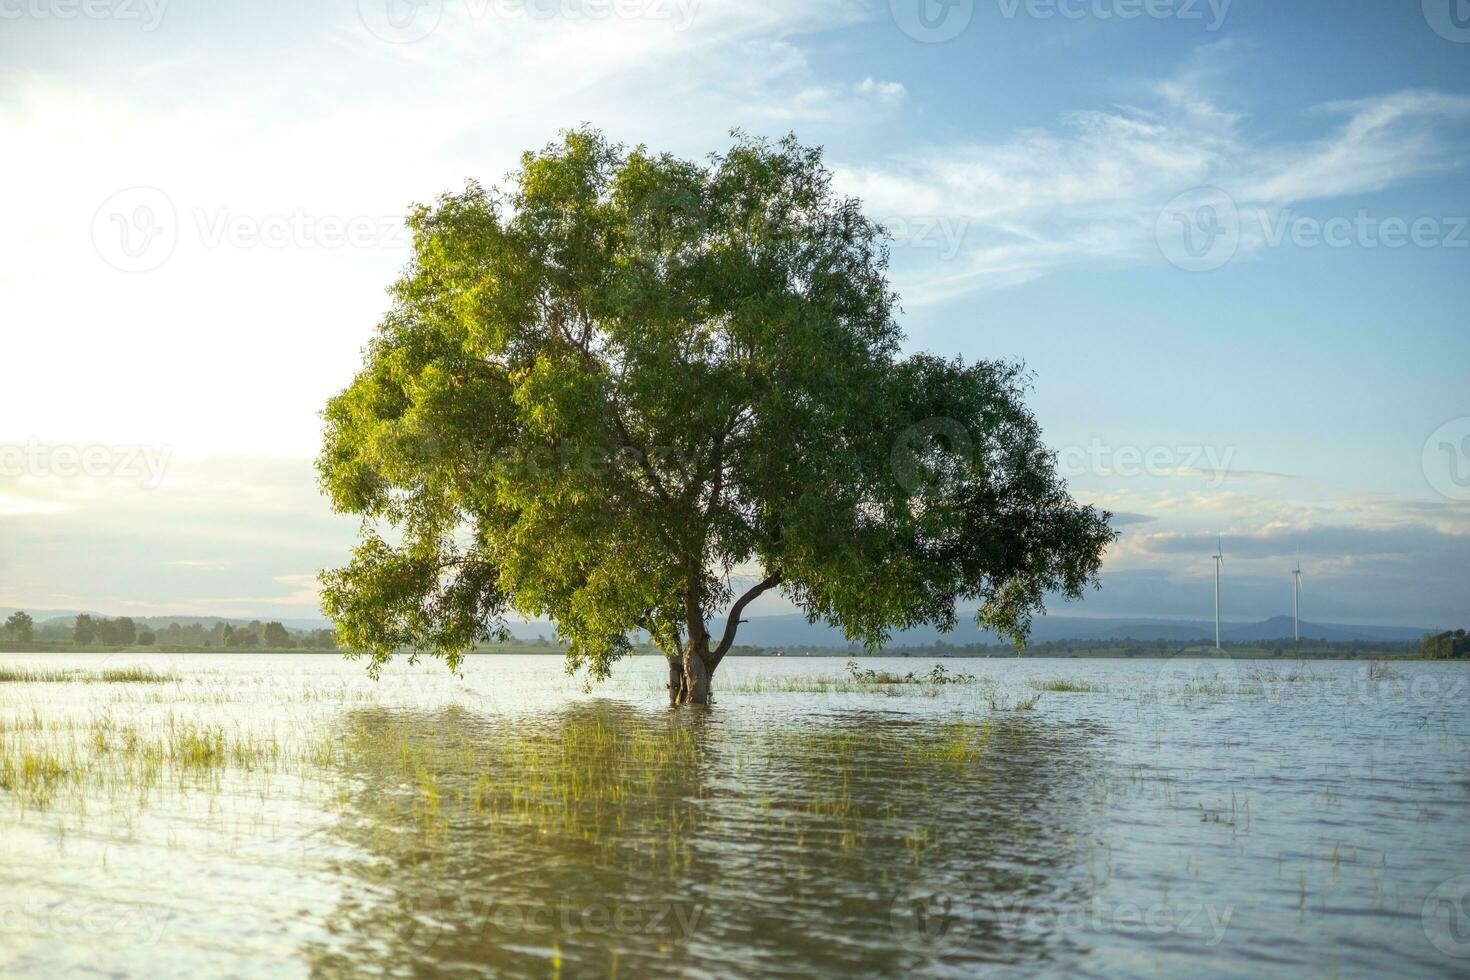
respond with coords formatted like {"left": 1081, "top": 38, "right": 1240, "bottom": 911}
{"left": 4, "top": 611, "right": 33, "bottom": 642}
{"left": 91, "top": 616, "right": 137, "bottom": 646}
{"left": 307, "top": 629, "right": 339, "bottom": 651}
{"left": 318, "top": 128, "right": 1115, "bottom": 705}
{"left": 263, "top": 621, "right": 294, "bottom": 649}
{"left": 1421, "top": 629, "right": 1469, "bottom": 659}
{"left": 138, "top": 630, "right": 157, "bottom": 646}
{"left": 74, "top": 614, "right": 97, "bottom": 646}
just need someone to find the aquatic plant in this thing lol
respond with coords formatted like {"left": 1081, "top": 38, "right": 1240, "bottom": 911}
{"left": 0, "top": 666, "right": 177, "bottom": 684}
{"left": 1029, "top": 678, "right": 1104, "bottom": 693}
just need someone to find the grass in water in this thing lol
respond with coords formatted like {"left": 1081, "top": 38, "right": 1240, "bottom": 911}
{"left": 906, "top": 719, "right": 994, "bottom": 764}
{"left": 720, "top": 661, "right": 979, "bottom": 696}
{"left": 0, "top": 711, "right": 295, "bottom": 810}
{"left": 0, "top": 666, "right": 177, "bottom": 684}
{"left": 101, "top": 667, "right": 176, "bottom": 684}
{"left": 1030, "top": 678, "right": 1105, "bottom": 693}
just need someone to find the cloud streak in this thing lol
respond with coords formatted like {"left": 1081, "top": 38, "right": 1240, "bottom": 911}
{"left": 838, "top": 68, "right": 1470, "bottom": 301}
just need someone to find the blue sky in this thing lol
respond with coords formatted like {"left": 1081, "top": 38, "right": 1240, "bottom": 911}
{"left": 1, "top": 0, "right": 1467, "bottom": 628}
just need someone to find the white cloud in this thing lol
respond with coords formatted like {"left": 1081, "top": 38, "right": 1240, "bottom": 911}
{"left": 837, "top": 76, "right": 1470, "bottom": 302}
{"left": 0, "top": 493, "right": 69, "bottom": 518}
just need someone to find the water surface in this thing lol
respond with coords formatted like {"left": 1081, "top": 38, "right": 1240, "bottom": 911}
{"left": 1, "top": 653, "right": 1467, "bottom": 977}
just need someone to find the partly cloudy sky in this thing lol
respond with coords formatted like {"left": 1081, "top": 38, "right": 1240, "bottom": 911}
{"left": 2, "top": 0, "right": 1467, "bottom": 628}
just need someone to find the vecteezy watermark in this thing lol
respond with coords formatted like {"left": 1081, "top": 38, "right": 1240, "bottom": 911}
{"left": 887, "top": 216, "right": 972, "bottom": 260}
{"left": 358, "top": 0, "right": 443, "bottom": 43}
{"left": 990, "top": 896, "right": 1235, "bottom": 947}
{"left": 1423, "top": 0, "right": 1470, "bottom": 43}
{"left": 1155, "top": 187, "right": 1240, "bottom": 272}
{"left": 92, "top": 188, "right": 411, "bottom": 272}
{"left": 0, "top": 898, "right": 170, "bottom": 945}
{"left": 890, "top": 418, "right": 975, "bottom": 495}
{"left": 890, "top": 0, "right": 974, "bottom": 43}
{"left": 92, "top": 186, "right": 178, "bottom": 273}
{"left": 1258, "top": 209, "right": 1470, "bottom": 250}
{"left": 192, "top": 208, "right": 409, "bottom": 252}
{"left": 888, "top": 873, "right": 976, "bottom": 953}
{"left": 892, "top": 0, "right": 1229, "bottom": 42}
{"left": 0, "top": 441, "right": 173, "bottom": 489}
{"left": 889, "top": 876, "right": 1234, "bottom": 954}
{"left": 1056, "top": 440, "right": 1237, "bottom": 487}
{"left": 387, "top": 892, "right": 703, "bottom": 952}
{"left": 1157, "top": 187, "right": 1470, "bottom": 272}
{"left": 995, "top": 0, "right": 1230, "bottom": 30}
{"left": 637, "top": 185, "right": 972, "bottom": 260}
{"left": 1148, "top": 651, "right": 1246, "bottom": 726}
{"left": 1423, "top": 417, "right": 1470, "bottom": 502}
{"left": 0, "top": 0, "right": 167, "bottom": 29}
{"left": 466, "top": 898, "right": 703, "bottom": 940}
{"left": 358, "top": 0, "right": 699, "bottom": 43}
{"left": 1423, "top": 874, "right": 1470, "bottom": 958}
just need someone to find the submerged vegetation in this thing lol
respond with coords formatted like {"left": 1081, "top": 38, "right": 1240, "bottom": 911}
{"left": 710, "top": 660, "right": 980, "bottom": 696}
{"left": 0, "top": 665, "right": 177, "bottom": 684}
{"left": 845, "top": 660, "right": 975, "bottom": 685}
{"left": 1030, "top": 677, "right": 1106, "bottom": 693}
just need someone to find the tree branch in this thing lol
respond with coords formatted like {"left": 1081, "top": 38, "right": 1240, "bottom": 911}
{"left": 611, "top": 406, "right": 673, "bottom": 505}
{"left": 710, "top": 572, "right": 783, "bottom": 668}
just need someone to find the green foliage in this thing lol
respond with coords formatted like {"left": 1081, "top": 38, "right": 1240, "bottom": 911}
{"left": 263, "top": 621, "right": 294, "bottom": 649}
{"left": 844, "top": 660, "right": 975, "bottom": 686}
{"left": 1420, "top": 629, "right": 1470, "bottom": 659}
{"left": 224, "top": 624, "right": 260, "bottom": 649}
{"left": 72, "top": 614, "right": 136, "bottom": 646}
{"left": 3, "top": 611, "right": 33, "bottom": 643}
{"left": 318, "top": 128, "right": 1115, "bottom": 685}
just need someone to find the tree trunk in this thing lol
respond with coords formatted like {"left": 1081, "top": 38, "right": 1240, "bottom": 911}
{"left": 666, "top": 571, "right": 782, "bottom": 707}
{"left": 668, "top": 639, "right": 714, "bottom": 707}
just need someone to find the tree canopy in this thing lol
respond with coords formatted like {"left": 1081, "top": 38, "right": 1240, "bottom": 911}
{"left": 318, "top": 128, "right": 1115, "bottom": 702}
{"left": 4, "top": 611, "right": 33, "bottom": 643}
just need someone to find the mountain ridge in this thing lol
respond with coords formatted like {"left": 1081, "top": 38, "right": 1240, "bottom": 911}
{"left": 2, "top": 609, "right": 1437, "bottom": 646}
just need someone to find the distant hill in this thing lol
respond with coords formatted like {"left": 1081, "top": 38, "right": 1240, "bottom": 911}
{"left": 1086, "top": 623, "right": 1213, "bottom": 642}
{"left": 649, "top": 613, "right": 1436, "bottom": 648}
{"left": 2, "top": 607, "right": 1434, "bottom": 647}
{"left": 1219, "top": 615, "right": 1425, "bottom": 644}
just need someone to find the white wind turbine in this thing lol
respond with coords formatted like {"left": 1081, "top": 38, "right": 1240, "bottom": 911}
{"left": 1292, "top": 552, "right": 1303, "bottom": 643}
{"left": 1212, "top": 535, "right": 1225, "bottom": 650}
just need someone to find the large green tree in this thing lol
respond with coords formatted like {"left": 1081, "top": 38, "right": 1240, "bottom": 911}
{"left": 319, "top": 129, "right": 1115, "bottom": 705}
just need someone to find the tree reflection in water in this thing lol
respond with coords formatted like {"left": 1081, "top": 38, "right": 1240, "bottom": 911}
{"left": 304, "top": 701, "right": 1103, "bottom": 977}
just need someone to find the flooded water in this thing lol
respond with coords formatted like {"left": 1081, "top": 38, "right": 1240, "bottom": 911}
{"left": 1, "top": 653, "right": 1467, "bottom": 977}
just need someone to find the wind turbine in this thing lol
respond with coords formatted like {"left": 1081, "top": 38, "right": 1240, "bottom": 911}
{"left": 1212, "top": 535, "right": 1224, "bottom": 650}
{"left": 1292, "top": 553, "right": 1302, "bottom": 643}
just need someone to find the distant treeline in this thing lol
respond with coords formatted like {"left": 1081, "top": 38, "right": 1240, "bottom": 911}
{"left": 5, "top": 609, "right": 1466, "bottom": 659}
{"left": 2, "top": 612, "right": 338, "bottom": 651}
{"left": 1420, "top": 629, "right": 1470, "bottom": 659}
